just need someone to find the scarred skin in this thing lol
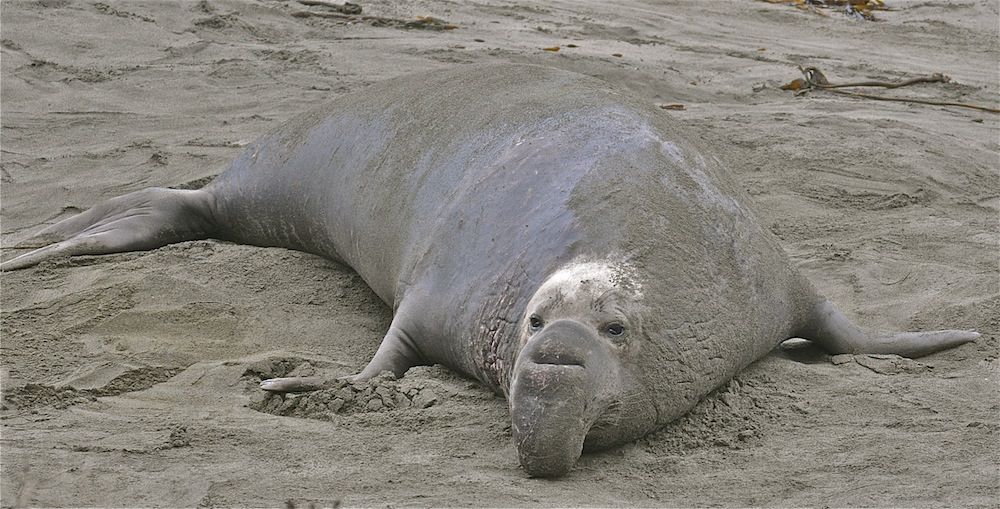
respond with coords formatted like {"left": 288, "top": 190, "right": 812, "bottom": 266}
{"left": 1, "top": 64, "right": 978, "bottom": 477}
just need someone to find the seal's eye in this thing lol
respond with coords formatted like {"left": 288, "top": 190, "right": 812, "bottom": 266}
{"left": 529, "top": 314, "right": 544, "bottom": 331}
{"left": 606, "top": 323, "right": 625, "bottom": 336}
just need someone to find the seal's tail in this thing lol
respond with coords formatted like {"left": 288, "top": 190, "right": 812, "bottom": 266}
{"left": 796, "top": 299, "right": 978, "bottom": 358}
{"left": 1, "top": 187, "right": 216, "bottom": 271}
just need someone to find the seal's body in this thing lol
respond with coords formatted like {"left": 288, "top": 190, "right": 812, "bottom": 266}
{"left": 3, "top": 64, "right": 977, "bottom": 477}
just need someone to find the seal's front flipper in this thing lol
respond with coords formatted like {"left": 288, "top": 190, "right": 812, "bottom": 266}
{"left": 258, "top": 305, "right": 427, "bottom": 393}
{"left": 1, "top": 187, "right": 215, "bottom": 271}
{"left": 353, "top": 322, "right": 427, "bottom": 380}
{"left": 798, "top": 299, "right": 979, "bottom": 358}
{"left": 259, "top": 318, "right": 426, "bottom": 393}
{"left": 260, "top": 376, "right": 329, "bottom": 393}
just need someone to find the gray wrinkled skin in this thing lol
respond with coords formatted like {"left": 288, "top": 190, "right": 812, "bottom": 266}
{"left": 2, "top": 64, "right": 977, "bottom": 477}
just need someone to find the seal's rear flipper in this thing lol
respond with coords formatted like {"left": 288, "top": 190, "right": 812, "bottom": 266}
{"left": 1, "top": 187, "right": 215, "bottom": 271}
{"left": 797, "top": 299, "right": 979, "bottom": 358}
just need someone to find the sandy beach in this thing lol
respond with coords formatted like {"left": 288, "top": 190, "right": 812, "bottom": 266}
{"left": 1, "top": 0, "right": 997, "bottom": 506}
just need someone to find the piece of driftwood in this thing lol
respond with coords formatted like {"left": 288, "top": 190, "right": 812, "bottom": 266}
{"left": 297, "top": 0, "right": 362, "bottom": 14}
{"left": 290, "top": 10, "right": 459, "bottom": 31}
{"left": 801, "top": 67, "right": 950, "bottom": 89}
{"left": 785, "top": 66, "right": 999, "bottom": 114}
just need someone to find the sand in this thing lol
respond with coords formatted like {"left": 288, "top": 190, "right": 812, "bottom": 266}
{"left": 1, "top": 0, "right": 997, "bottom": 506}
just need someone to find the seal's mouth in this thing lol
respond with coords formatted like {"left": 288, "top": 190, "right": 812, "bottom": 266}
{"left": 509, "top": 320, "right": 619, "bottom": 477}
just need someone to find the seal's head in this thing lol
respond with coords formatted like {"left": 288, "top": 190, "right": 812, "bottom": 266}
{"left": 510, "top": 259, "right": 658, "bottom": 477}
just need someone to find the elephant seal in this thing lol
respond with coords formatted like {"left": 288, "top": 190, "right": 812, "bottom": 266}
{"left": 2, "top": 64, "right": 977, "bottom": 477}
